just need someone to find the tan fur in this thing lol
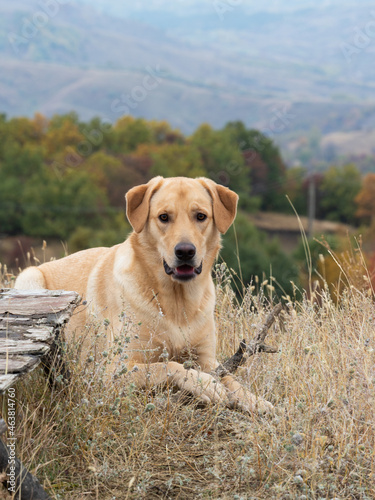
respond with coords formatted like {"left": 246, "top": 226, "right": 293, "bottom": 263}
{"left": 15, "top": 176, "right": 272, "bottom": 412}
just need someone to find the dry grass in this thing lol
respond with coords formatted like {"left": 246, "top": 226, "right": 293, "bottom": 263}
{"left": 1, "top": 262, "right": 375, "bottom": 499}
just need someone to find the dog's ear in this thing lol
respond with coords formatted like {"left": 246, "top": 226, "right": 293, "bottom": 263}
{"left": 126, "top": 177, "right": 163, "bottom": 233}
{"left": 198, "top": 178, "right": 239, "bottom": 234}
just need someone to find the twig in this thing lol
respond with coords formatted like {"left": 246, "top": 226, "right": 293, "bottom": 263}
{"left": 214, "top": 303, "right": 282, "bottom": 377}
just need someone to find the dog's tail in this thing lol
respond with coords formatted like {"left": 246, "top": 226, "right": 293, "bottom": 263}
{"left": 14, "top": 267, "right": 46, "bottom": 290}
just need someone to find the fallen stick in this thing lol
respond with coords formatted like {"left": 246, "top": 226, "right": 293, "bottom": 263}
{"left": 214, "top": 302, "right": 282, "bottom": 378}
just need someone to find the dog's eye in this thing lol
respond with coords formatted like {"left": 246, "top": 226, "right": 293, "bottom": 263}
{"left": 159, "top": 214, "right": 169, "bottom": 223}
{"left": 197, "top": 213, "right": 207, "bottom": 221}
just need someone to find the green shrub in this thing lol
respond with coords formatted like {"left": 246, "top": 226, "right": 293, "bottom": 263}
{"left": 221, "top": 213, "right": 299, "bottom": 298}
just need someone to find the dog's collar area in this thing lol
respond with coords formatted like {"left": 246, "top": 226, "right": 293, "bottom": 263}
{"left": 163, "top": 260, "right": 203, "bottom": 281}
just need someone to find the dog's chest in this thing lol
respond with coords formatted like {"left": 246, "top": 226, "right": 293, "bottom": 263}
{"left": 155, "top": 313, "right": 211, "bottom": 360}
{"left": 126, "top": 281, "right": 216, "bottom": 363}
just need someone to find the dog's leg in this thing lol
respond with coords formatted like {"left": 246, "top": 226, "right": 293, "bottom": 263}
{"left": 127, "top": 361, "right": 228, "bottom": 405}
{"left": 14, "top": 267, "right": 46, "bottom": 289}
{"left": 198, "top": 357, "right": 273, "bottom": 414}
{"left": 220, "top": 374, "right": 273, "bottom": 414}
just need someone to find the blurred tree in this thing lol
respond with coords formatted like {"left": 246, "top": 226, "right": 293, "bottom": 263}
{"left": 109, "top": 116, "right": 153, "bottom": 153}
{"left": 250, "top": 132, "right": 287, "bottom": 211}
{"left": 48, "top": 112, "right": 79, "bottom": 128}
{"left": 6, "top": 116, "right": 44, "bottom": 146}
{"left": 79, "top": 116, "right": 112, "bottom": 154}
{"left": 128, "top": 145, "right": 154, "bottom": 179}
{"left": 82, "top": 151, "right": 124, "bottom": 206}
{"left": 190, "top": 123, "right": 257, "bottom": 211}
{"left": 0, "top": 142, "right": 44, "bottom": 233}
{"left": 149, "top": 143, "right": 205, "bottom": 178}
{"left": 68, "top": 213, "right": 131, "bottom": 253}
{"left": 32, "top": 113, "right": 49, "bottom": 138}
{"left": 0, "top": 114, "right": 7, "bottom": 160}
{"left": 0, "top": 175, "right": 23, "bottom": 234}
{"left": 221, "top": 212, "right": 299, "bottom": 297}
{"left": 355, "top": 173, "right": 375, "bottom": 225}
{"left": 147, "top": 120, "right": 184, "bottom": 144}
{"left": 320, "top": 164, "right": 361, "bottom": 224}
{"left": 21, "top": 168, "right": 109, "bottom": 239}
{"left": 223, "top": 122, "right": 287, "bottom": 211}
{"left": 82, "top": 151, "right": 150, "bottom": 207}
{"left": 284, "top": 166, "right": 307, "bottom": 215}
{"left": 43, "top": 113, "right": 84, "bottom": 158}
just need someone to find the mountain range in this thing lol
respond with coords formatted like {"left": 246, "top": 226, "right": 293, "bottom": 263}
{"left": 1, "top": 0, "right": 375, "bottom": 164}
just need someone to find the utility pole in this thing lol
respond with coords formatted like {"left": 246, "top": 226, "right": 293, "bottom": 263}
{"left": 308, "top": 175, "right": 316, "bottom": 239}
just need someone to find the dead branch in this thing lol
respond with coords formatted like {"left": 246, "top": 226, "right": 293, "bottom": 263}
{"left": 214, "top": 302, "right": 282, "bottom": 377}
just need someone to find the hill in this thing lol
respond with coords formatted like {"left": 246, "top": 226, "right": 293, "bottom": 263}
{"left": 1, "top": 0, "right": 375, "bottom": 163}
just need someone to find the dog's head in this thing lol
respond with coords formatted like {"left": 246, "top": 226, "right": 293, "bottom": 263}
{"left": 126, "top": 176, "right": 238, "bottom": 282}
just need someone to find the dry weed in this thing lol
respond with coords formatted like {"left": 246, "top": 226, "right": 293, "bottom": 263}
{"left": 0, "top": 263, "right": 374, "bottom": 499}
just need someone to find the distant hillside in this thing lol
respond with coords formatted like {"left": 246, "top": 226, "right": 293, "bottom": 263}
{"left": 1, "top": 0, "right": 375, "bottom": 164}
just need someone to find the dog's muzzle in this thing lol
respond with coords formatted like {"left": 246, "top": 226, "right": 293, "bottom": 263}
{"left": 163, "top": 260, "right": 203, "bottom": 281}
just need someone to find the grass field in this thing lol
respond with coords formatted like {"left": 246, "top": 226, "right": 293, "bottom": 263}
{"left": 0, "top": 260, "right": 374, "bottom": 499}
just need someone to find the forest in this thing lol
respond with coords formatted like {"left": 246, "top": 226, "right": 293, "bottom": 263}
{"left": 0, "top": 112, "right": 374, "bottom": 296}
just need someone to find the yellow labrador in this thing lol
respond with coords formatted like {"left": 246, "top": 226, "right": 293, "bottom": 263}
{"left": 15, "top": 176, "right": 272, "bottom": 412}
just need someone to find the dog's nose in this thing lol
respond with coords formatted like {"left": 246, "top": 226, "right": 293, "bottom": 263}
{"left": 175, "top": 243, "right": 196, "bottom": 261}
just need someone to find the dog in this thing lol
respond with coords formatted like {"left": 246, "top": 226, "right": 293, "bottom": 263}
{"left": 15, "top": 176, "right": 272, "bottom": 413}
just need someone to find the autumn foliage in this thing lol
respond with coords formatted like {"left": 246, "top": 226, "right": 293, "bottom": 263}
{"left": 0, "top": 113, "right": 289, "bottom": 240}
{"left": 355, "top": 173, "right": 375, "bottom": 223}
{"left": 0, "top": 112, "right": 374, "bottom": 295}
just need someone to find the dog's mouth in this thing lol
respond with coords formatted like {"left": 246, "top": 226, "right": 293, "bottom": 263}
{"left": 163, "top": 260, "right": 203, "bottom": 281}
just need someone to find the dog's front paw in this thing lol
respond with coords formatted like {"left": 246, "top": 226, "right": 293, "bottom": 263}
{"left": 177, "top": 369, "right": 227, "bottom": 405}
{"left": 229, "top": 388, "right": 274, "bottom": 415}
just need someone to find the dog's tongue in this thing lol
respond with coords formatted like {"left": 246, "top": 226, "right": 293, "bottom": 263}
{"left": 176, "top": 265, "right": 195, "bottom": 276}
